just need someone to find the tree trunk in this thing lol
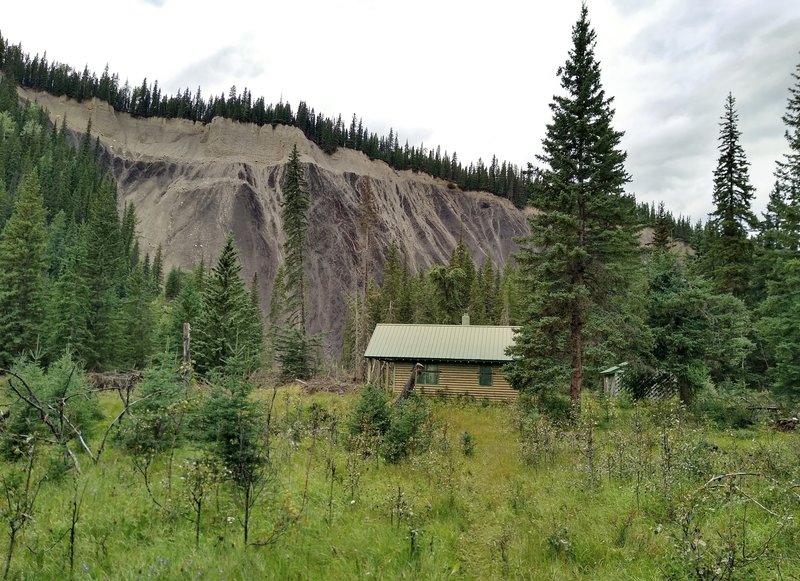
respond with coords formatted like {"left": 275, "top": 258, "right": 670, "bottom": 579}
{"left": 195, "top": 499, "right": 202, "bottom": 548}
{"left": 678, "top": 379, "right": 691, "bottom": 406}
{"left": 394, "top": 363, "right": 423, "bottom": 405}
{"left": 570, "top": 310, "right": 583, "bottom": 410}
{"left": 3, "top": 528, "right": 16, "bottom": 580}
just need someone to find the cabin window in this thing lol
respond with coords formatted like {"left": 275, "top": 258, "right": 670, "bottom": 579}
{"left": 478, "top": 365, "right": 493, "bottom": 386}
{"left": 418, "top": 363, "right": 440, "bottom": 385}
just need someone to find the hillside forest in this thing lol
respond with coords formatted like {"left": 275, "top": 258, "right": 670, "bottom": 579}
{"left": 0, "top": 4, "right": 798, "bottom": 579}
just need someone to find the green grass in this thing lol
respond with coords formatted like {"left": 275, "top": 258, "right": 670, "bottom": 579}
{"left": 1, "top": 386, "right": 798, "bottom": 580}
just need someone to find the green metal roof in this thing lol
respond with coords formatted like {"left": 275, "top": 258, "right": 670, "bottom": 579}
{"left": 364, "top": 324, "right": 519, "bottom": 363}
{"left": 600, "top": 362, "right": 629, "bottom": 375}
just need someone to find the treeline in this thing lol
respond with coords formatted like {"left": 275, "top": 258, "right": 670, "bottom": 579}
{"left": 0, "top": 32, "right": 529, "bottom": 206}
{"left": 634, "top": 200, "right": 697, "bottom": 242}
{"left": 0, "top": 73, "right": 262, "bottom": 373}
{"left": 341, "top": 241, "right": 517, "bottom": 371}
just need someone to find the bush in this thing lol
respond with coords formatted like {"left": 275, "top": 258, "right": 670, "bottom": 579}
{"left": 461, "top": 431, "right": 475, "bottom": 457}
{"left": 689, "top": 387, "right": 755, "bottom": 429}
{"left": 348, "top": 384, "right": 390, "bottom": 437}
{"left": 1, "top": 353, "right": 100, "bottom": 461}
{"left": 382, "top": 394, "right": 430, "bottom": 464}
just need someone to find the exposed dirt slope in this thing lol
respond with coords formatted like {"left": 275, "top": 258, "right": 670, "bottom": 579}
{"left": 20, "top": 88, "right": 530, "bottom": 354}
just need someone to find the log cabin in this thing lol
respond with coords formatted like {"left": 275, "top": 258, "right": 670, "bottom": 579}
{"left": 364, "top": 318, "right": 519, "bottom": 402}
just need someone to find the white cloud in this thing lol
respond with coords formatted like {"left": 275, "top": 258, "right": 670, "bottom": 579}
{"left": 3, "top": 0, "right": 799, "bottom": 220}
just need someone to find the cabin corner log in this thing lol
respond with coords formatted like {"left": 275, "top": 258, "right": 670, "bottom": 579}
{"left": 394, "top": 363, "right": 423, "bottom": 405}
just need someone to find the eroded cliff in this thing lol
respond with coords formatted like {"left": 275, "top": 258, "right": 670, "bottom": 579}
{"left": 21, "top": 87, "right": 530, "bottom": 353}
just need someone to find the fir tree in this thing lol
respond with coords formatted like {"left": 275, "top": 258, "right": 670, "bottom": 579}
{"left": 195, "top": 235, "right": 263, "bottom": 375}
{"left": 505, "top": 4, "right": 638, "bottom": 411}
{"left": 651, "top": 201, "right": 671, "bottom": 251}
{"left": 83, "top": 178, "right": 124, "bottom": 369}
{"left": 705, "top": 93, "right": 756, "bottom": 299}
{"left": 273, "top": 144, "right": 314, "bottom": 378}
{"left": 757, "top": 259, "right": 800, "bottom": 398}
{"left": 0, "top": 179, "right": 11, "bottom": 231}
{"left": 118, "top": 263, "right": 155, "bottom": 369}
{"left": 771, "top": 59, "right": 800, "bottom": 251}
{"left": 641, "top": 252, "right": 752, "bottom": 404}
{"left": 151, "top": 244, "right": 164, "bottom": 296}
{"left": 0, "top": 169, "right": 48, "bottom": 365}
{"left": 45, "top": 225, "right": 92, "bottom": 362}
{"left": 281, "top": 144, "right": 311, "bottom": 328}
{"left": 164, "top": 267, "right": 184, "bottom": 301}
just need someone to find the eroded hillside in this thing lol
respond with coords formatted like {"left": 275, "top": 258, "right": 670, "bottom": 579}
{"left": 20, "top": 87, "right": 530, "bottom": 353}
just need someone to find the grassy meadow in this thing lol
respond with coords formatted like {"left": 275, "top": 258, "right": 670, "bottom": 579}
{"left": 1, "top": 382, "right": 798, "bottom": 580}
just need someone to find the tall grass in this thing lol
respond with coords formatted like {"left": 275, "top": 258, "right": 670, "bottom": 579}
{"left": 1, "top": 386, "right": 797, "bottom": 580}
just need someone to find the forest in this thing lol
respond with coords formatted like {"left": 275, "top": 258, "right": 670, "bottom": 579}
{"left": 0, "top": 3, "right": 799, "bottom": 579}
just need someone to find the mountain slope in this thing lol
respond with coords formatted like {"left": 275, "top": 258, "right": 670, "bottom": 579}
{"left": 21, "top": 87, "right": 530, "bottom": 353}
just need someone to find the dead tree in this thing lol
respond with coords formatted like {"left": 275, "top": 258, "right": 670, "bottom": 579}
{"left": 394, "top": 363, "right": 423, "bottom": 405}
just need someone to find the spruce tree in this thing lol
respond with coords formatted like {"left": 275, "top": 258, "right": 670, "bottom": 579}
{"left": 757, "top": 259, "right": 800, "bottom": 399}
{"left": 118, "top": 263, "right": 155, "bottom": 369}
{"left": 151, "top": 245, "right": 164, "bottom": 296}
{"left": 771, "top": 59, "right": 800, "bottom": 251}
{"left": 705, "top": 93, "right": 756, "bottom": 299}
{"left": 756, "top": 59, "right": 800, "bottom": 399}
{"left": 273, "top": 144, "right": 314, "bottom": 378}
{"left": 45, "top": 225, "right": 92, "bottom": 362}
{"left": 195, "top": 235, "right": 262, "bottom": 375}
{"left": 0, "top": 179, "right": 11, "bottom": 231}
{"left": 0, "top": 169, "right": 48, "bottom": 365}
{"left": 164, "top": 267, "right": 184, "bottom": 301}
{"left": 281, "top": 144, "right": 311, "bottom": 328}
{"left": 505, "top": 4, "right": 639, "bottom": 411}
{"left": 651, "top": 202, "right": 671, "bottom": 251}
{"left": 84, "top": 178, "right": 124, "bottom": 369}
{"left": 165, "top": 270, "right": 203, "bottom": 357}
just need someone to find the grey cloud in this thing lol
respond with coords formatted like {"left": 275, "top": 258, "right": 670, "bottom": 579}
{"left": 168, "top": 45, "right": 266, "bottom": 93}
{"left": 612, "top": 1, "right": 800, "bottom": 218}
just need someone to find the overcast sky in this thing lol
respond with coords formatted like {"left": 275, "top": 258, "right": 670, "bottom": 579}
{"left": 3, "top": 0, "right": 799, "bottom": 221}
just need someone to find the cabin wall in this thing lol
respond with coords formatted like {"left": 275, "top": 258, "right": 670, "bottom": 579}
{"left": 392, "top": 362, "right": 518, "bottom": 401}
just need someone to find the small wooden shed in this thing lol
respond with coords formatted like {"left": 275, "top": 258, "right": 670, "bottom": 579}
{"left": 364, "top": 322, "right": 519, "bottom": 401}
{"left": 600, "top": 362, "right": 628, "bottom": 397}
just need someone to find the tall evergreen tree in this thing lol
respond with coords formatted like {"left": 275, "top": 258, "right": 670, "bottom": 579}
{"left": 151, "top": 244, "right": 164, "bottom": 296}
{"left": 195, "top": 235, "right": 262, "bottom": 375}
{"left": 0, "top": 179, "right": 11, "bottom": 231}
{"left": 771, "top": 59, "right": 800, "bottom": 252}
{"left": 756, "top": 59, "right": 800, "bottom": 399}
{"left": 45, "top": 225, "right": 92, "bottom": 362}
{"left": 651, "top": 201, "right": 671, "bottom": 251}
{"left": 757, "top": 258, "right": 800, "bottom": 399}
{"left": 281, "top": 144, "right": 311, "bottom": 329}
{"left": 273, "top": 144, "right": 314, "bottom": 379}
{"left": 505, "top": 4, "right": 639, "bottom": 411}
{"left": 704, "top": 93, "right": 756, "bottom": 299}
{"left": 83, "top": 178, "right": 124, "bottom": 369}
{"left": 635, "top": 251, "right": 752, "bottom": 404}
{"left": 0, "top": 169, "right": 48, "bottom": 365}
{"left": 118, "top": 263, "right": 155, "bottom": 369}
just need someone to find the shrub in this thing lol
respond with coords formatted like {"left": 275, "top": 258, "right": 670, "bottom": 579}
{"left": 382, "top": 394, "right": 430, "bottom": 464}
{"left": 461, "top": 431, "right": 475, "bottom": 457}
{"left": 348, "top": 384, "right": 390, "bottom": 437}
{"left": 1, "top": 353, "right": 100, "bottom": 461}
{"left": 689, "top": 386, "right": 754, "bottom": 429}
